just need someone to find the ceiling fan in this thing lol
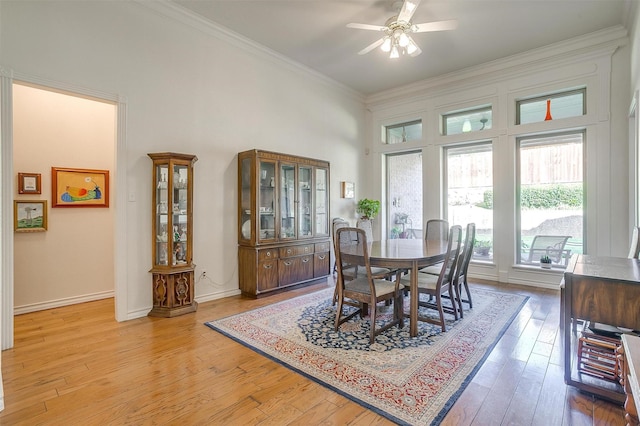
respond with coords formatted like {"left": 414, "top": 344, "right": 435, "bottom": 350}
{"left": 347, "top": 0, "right": 457, "bottom": 59}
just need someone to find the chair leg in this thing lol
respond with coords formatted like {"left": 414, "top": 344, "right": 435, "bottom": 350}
{"left": 435, "top": 293, "right": 446, "bottom": 332}
{"left": 334, "top": 296, "right": 344, "bottom": 331}
{"left": 396, "top": 292, "right": 404, "bottom": 329}
{"left": 463, "top": 277, "right": 472, "bottom": 309}
{"left": 369, "top": 297, "right": 377, "bottom": 344}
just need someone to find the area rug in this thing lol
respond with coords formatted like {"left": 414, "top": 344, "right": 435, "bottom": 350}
{"left": 205, "top": 287, "right": 528, "bottom": 425}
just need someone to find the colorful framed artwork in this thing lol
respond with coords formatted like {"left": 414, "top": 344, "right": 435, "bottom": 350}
{"left": 341, "top": 181, "right": 355, "bottom": 199}
{"left": 51, "top": 167, "right": 109, "bottom": 208}
{"left": 14, "top": 200, "right": 47, "bottom": 232}
{"left": 18, "top": 172, "right": 41, "bottom": 194}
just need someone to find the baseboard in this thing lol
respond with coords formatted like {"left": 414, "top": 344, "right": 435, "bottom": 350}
{"left": 14, "top": 291, "right": 115, "bottom": 315}
{"left": 197, "top": 288, "right": 242, "bottom": 304}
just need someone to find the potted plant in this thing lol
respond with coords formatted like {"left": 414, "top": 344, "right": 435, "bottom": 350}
{"left": 540, "top": 255, "right": 552, "bottom": 269}
{"left": 356, "top": 198, "right": 381, "bottom": 220}
{"left": 473, "top": 239, "right": 492, "bottom": 256}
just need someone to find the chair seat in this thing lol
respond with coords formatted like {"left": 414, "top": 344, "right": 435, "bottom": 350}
{"left": 400, "top": 272, "right": 439, "bottom": 292}
{"left": 418, "top": 262, "right": 443, "bottom": 275}
{"left": 345, "top": 277, "right": 403, "bottom": 297}
{"left": 343, "top": 265, "right": 391, "bottom": 279}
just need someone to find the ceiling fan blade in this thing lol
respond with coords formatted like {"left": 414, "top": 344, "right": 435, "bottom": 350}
{"left": 347, "top": 23, "right": 386, "bottom": 31}
{"left": 358, "top": 38, "right": 385, "bottom": 55}
{"left": 414, "top": 19, "right": 458, "bottom": 33}
{"left": 397, "top": 0, "right": 421, "bottom": 23}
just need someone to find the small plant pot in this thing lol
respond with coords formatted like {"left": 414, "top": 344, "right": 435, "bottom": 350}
{"left": 540, "top": 262, "right": 552, "bottom": 269}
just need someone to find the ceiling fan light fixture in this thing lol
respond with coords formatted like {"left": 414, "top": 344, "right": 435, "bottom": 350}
{"left": 381, "top": 37, "right": 392, "bottom": 52}
{"left": 390, "top": 45, "right": 400, "bottom": 59}
{"left": 406, "top": 39, "right": 418, "bottom": 55}
{"left": 398, "top": 32, "right": 410, "bottom": 47}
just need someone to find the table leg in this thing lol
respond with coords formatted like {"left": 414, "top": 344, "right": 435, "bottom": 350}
{"left": 410, "top": 260, "right": 418, "bottom": 337}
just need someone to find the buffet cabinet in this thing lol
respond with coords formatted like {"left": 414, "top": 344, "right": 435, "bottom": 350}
{"left": 238, "top": 149, "right": 330, "bottom": 297}
{"left": 148, "top": 152, "right": 198, "bottom": 317}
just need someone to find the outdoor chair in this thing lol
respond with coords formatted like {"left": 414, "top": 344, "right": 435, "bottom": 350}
{"left": 524, "top": 235, "right": 572, "bottom": 266}
{"left": 629, "top": 226, "right": 640, "bottom": 259}
{"left": 400, "top": 225, "right": 462, "bottom": 332}
{"left": 334, "top": 227, "right": 404, "bottom": 344}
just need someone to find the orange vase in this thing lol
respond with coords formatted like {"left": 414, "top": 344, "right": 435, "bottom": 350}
{"left": 544, "top": 99, "right": 552, "bottom": 121}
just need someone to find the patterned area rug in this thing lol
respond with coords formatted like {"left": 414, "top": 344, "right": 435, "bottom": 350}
{"left": 205, "top": 287, "right": 528, "bottom": 425}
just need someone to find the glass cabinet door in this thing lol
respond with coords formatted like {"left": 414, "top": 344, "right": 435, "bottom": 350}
{"left": 280, "top": 163, "right": 296, "bottom": 239}
{"left": 259, "top": 160, "right": 276, "bottom": 240}
{"left": 155, "top": 165, "right": 169, "bottom": 265}
{"left": 315, "top": 168, "right": 328, "bottom": 236}
{"left": 172, "top": 164, "right": 189, "bottom": 265}
{"left": 240, "top": 157, "right": 252, "bottom": 241}
{"left": 298, "top": 166, "right": 312, "bottom": 237}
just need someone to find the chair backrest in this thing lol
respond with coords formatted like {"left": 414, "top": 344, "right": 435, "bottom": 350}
{"left": 526, "top": 235, "right": 571, "bottom": 263}
{"left": 356, "top": 219, "right": 373, "bottom": 242}
{"left": 425, "top": 219, "right": 449, "bottom": 242}
{"left": 437, "top": 225, "right": 463, "bottom": 287}
{"left": 629, "top": 226, "right": 640, "bottom": 259}
{"left": 457, "top": 223, "right": 476, "bottom": 280}
{"left": 335, "top": 227, "right": 374, "bottom": 285}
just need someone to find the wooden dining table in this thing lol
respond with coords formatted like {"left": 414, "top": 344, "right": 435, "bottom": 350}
{"left": 341, "top": 238, "right": 448, "bottom": 337}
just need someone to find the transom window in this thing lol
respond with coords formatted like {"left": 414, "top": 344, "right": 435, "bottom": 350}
{"left": 442, "top": 106, "right": 492, "bottom": 135}
{"left": 384, "top": 120, "right": 422, "bottom": 144}
{"left": 517, "top": 88, "right": 585, "bottom": 125}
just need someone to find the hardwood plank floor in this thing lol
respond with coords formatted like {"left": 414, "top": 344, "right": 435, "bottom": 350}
{"left": 0, "top": 279, "right": 626, "bottom": 425}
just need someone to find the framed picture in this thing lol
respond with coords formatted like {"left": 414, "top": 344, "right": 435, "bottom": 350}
{"left": 14, "top": 200, "right": 47, "bottom": 232}
{"left": 51, "top": 167, "right": 109, "bottom": 208}
{"left": 341, "top": 181, "right": 355, "bottom": 199}
{"left": 18, "top": 172, "right": 41, "bottom": 194}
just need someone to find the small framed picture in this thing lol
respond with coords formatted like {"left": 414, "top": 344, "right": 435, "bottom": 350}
{"left": 18, "top": 173, "right": 41, "bottom": 194}
{"left": 341, "top": 181, "right": 355, "bottom": 199}
{"left": 14, "top": 200, "right": 48, "bottom": 232}
{"left": 51, "top": 167, "right": 109, "bottom": 208}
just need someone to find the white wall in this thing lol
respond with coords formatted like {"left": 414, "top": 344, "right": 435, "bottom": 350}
{"left": 13, "top": 84, "right": 115, "bottom": 312}
{"left": 0, "top": 1, "right": 367, "bottom": 318}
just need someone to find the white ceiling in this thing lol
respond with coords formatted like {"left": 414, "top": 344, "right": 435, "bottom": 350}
{"left": 172, "top": 0, "right": 632, "bottom": 95}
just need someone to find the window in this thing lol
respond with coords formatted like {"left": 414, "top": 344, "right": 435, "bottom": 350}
{"left": 385, "top": 120, "right": 422, "bottom": 144}
{"left": 517, "top": 89, "right": 585, "bottom": 125}
{"left": 516, "top": 132, "right": 584, "bottom": 268}
{"left": 445, "top": 143, "right": 493, "bottom": 261}
{"left": 442, "top": 106, "right": 492, "bottom": 135}
{"left": 387, "top": 151, "right": 422, "bottom": 239}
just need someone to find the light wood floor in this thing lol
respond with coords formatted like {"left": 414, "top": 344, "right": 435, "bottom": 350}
{"left": 0, "top": 279, "right": 626, "bottom": 425}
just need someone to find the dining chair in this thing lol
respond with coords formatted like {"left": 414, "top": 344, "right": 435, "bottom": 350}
{"left": 334, "top": 227, "right": 404, "bottom": 343}
{"left": 419, "top": 222, "right": 476, "bottom": 317}
{"left": 400, "top": 225, "right": 462, "bottom": 332}
{"left": 425, "top": 219, "right": 449, "bottom": 242}
{"left": 332, "top": 219, "right": 391, "bottom": 305}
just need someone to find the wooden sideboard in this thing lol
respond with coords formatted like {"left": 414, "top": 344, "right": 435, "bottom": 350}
{"left": 563, "top": 255, "right": 640, "bottom": 403}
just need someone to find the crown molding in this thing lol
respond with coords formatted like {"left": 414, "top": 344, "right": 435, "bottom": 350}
{"left": 366, "top": 25, "right": 628, "bottom": 108}
{"left": 135, "top": 0, "right": 365, "bottom": 103}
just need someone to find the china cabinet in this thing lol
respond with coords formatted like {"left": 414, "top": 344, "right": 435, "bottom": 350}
{"left": 238, "top": 149, "right": 330, "bottom": 297}
{"left": 148, "top": 152, "right": 197, "bottom": 317}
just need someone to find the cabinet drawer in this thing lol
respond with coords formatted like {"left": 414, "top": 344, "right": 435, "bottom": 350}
{"left": 314, "top": 242, "right": 331, "bottom": 253}
{"left": 258, "top": 249, "right": 279, "bottom": 262}
{"left": 279, "top": 255, "right": 314, "bottom": 286}
{"left": 257, "top": 260, "right": 278, "bottom": 291}
{"left": 314, "top": 252, "right": 330, "bottom": 278}
{"left": 280, "top": 244, "right": 314, "bottom": 258}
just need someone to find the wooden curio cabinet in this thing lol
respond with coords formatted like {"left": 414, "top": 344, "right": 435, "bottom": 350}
{"left": 238, "top": 149, "right": 330, "bottom": 297}
{"left": 148, "top": 152, "right": 197, "bottom": 317}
